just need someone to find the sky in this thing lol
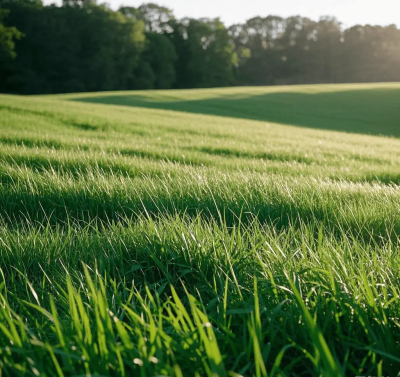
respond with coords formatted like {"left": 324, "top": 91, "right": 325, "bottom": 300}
{"left": 43, "top": 0, "right": 400, "bottom": 28}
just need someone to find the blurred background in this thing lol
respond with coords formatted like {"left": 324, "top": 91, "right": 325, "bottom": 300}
{"left": 1, "top": 0, "right": 399, "bottom": 94}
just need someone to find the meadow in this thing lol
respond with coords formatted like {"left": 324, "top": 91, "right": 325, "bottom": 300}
{"left": 1, "top": 83, "right": 400, "bottom": 376}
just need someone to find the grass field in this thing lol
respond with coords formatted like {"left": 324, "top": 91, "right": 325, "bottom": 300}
{"left": 1, "top": 83, "right": 400, "bottom": 376}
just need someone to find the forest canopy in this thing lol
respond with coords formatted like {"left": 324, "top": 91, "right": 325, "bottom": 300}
{"left": 1, "top": 0, "right": 400, "bottom": 94}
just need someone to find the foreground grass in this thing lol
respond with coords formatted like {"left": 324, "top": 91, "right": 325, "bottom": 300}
{"left": 1, "top": 84, "right": 400, "bottom": 375}
{"left": 2, "top": 217, "right": 400, "bottom": 376}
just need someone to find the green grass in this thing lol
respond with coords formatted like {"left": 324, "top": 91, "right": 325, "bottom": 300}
{"left": 65, "top": 82, "right": 400, "bottom": 137}
{"left": 1, "top": 83, "right": 400, "bottom": 376}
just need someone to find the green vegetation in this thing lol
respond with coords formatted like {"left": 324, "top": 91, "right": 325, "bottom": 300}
{"left": 70, "top": 82, "right": 400, "bottom": 136}
{"left": 1, "top": 83, "right": 400, "bottom": 376}
{"left": 1, "top": 0, "right": 400, "bottom": 94}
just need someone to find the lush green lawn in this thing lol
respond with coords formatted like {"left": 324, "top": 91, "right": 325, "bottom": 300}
{"left": 66, "top": 82, "right": 400, "bottom": 136}
{"left": 1, "top": 83, "right": 400, "bottom": 376}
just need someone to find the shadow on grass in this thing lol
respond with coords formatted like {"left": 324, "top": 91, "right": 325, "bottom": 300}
{"left": 72, "top": 87, "right": 400, "bottom": 137}
{"left": 2, "top": 181, "right": 399, "bottom": 244}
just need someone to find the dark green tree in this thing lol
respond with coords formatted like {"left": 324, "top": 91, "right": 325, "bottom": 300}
{"left": 142, "top": 32, "right": 176, "bottom": 89}
{"left": 0, "top": 7, "right": 23, "bottom": 60}
{"left": 120, "top": 5, "right": 177, "bottom": 89}
{"left": 1, "top": 1, "right": 400, "bottom": 94}
{"left": 120, "top": 3, "right": 174, "bottom": 33}
{"left": 0, "top": 0, "right": 145, "bottom": 93}
{"left": 176, "top": 18, "right": 237, "bottom": 88}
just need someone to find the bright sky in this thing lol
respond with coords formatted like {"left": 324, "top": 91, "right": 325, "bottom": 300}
{"left": 44, "top": 0, "right": 400, "bottom": 28}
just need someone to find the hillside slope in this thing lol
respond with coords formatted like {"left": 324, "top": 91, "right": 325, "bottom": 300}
{"left": 60, "top": 82, "right": 400, "bottom": 136}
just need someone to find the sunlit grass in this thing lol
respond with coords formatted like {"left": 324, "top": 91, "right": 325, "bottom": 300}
{"left": 1, "top": 84, "right": 400, "bottom": 375}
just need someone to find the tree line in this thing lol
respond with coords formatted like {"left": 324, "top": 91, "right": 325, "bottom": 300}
{"left": 1, "top": 0, "right": 400, "bottom": 94}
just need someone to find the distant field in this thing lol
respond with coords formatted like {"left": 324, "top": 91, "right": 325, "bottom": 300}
{"left": 64, "top": 82, "right": 400, "bottom": 136}
{"left": 1, "top": 83, "right": 400, "bottom": 376}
